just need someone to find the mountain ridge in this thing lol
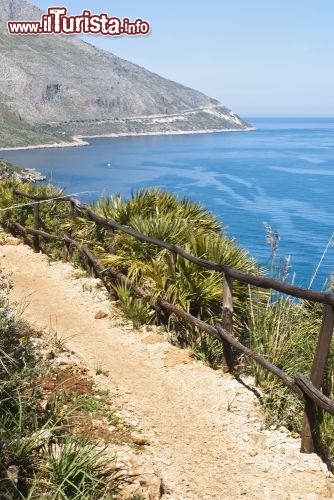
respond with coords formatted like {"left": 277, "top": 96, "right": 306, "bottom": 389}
{"left": 0, "top": 0, "right": 253, "bottom": 147}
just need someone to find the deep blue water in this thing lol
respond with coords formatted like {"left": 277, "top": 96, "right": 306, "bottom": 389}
{"left": 2, "top": 117, "right": 334, "bottom": 289}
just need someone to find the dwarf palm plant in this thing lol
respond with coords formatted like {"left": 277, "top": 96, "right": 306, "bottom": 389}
{"left": 97, "top": 189, "right": 258, "bottom": 295}
{"left": 94, "top": 188, "right": 222, "bottom": 233}
{"left": 91, "top": 189, "right": 260, "bottom": 366}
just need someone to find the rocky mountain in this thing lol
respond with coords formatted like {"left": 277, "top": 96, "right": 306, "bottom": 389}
{"left": 0, "top": 0, "right": 252, "bottom": 147}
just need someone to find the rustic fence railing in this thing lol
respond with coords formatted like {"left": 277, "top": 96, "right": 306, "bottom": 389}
{"left": 7, "top": 189, "right": 334, "bottom": 456}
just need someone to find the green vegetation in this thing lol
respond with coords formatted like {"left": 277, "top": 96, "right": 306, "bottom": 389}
{"left": 0, "top": 102, "right": 72, "bottom": 149}
{"left": 93, "top": 189, "right": 259, "bottom": 337}
{"left": 113, "top": 282, "right": 155, "bottom": 329}
{"left": 247, "top": 227, "right": 334, "bottom": 464}
{"left": 0, "top": 267, "right": 129, "bottom": 498}
{"left": 0, "top": 180, "right": 333, "bottom": 467}
{"left": 0, "top": 158, "right": 24, "bottom": 174}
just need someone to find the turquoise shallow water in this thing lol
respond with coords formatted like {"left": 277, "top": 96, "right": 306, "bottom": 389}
{"left": 2, "top": 117, "right": 334, "bottom": 289}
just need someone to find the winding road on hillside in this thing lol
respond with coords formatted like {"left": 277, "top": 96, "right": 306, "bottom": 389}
{"left": 1, "top": 237, "right": 333, "bottom": 499}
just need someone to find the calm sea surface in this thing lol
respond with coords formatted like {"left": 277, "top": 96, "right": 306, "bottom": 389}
{"left": 2, "top": 117, "right": 334, "bottom": 289}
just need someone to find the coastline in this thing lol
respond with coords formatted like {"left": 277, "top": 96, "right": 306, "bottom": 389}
{"left": 78, "top": 126, "right": 256, "bottom": 140}
{"left": 0, "top": 136, "right": 89, "bottom": 152}
{"left": 0, "top": 126, "right": 256, "bottom": 152}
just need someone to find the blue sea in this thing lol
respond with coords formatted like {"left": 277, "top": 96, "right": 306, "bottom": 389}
{"left": 2, "top": 117, "right": 334, "bottom": 290}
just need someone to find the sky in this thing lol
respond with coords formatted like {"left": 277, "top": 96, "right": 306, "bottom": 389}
{"left": 33, "top": 0, "right": 334, "bottom": 118}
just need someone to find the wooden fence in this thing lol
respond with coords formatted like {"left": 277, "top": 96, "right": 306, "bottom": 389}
{"left": 7, "top": 189, "right": 334, "bottom": 456}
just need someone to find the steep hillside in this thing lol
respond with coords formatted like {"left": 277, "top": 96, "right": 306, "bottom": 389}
{"left": 0, "top": 0, "right": 253, "bottom": 147}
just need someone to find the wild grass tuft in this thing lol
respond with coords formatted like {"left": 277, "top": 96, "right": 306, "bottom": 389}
{"left": 47, "top": 435, "right": 115, "bottom": 500}
{"left": 113, "top": 282, "right": 154, "bottom": 329}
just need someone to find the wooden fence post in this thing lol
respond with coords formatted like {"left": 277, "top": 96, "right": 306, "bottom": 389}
{"left": 33, "top": 202, "right": 40, "bottom": 252}
{"left": 222, "top": 273, "right": 234, "bottom": 372}
{"left": 61, "top": 200, "right": 76, "bottom": 260}
{"left": 301, "top": 304, "right": 334, "bottom": 453}
{"left": 166, "top": 250, "right": 177, "bottom": 290}
{"left": 70, "top": 200, "right": 76, "bottom": 219}
{"left": 107, "top": 228, "right": 117, "bottom": 300}
{"left": 62, "top": 239, "right": 70, "bottom": 261}
{"left": 108, "top": 228, "right": 115, "bottom": 255}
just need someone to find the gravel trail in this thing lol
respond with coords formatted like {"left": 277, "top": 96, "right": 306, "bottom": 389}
{"left": 1, "top": 240, "right": 333, "bottom": 499}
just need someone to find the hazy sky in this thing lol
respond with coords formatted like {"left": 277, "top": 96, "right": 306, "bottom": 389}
{"left": 33, "top": 0, "right": 334, "bottom": 117}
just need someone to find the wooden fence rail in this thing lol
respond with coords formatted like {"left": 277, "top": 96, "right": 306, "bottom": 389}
{"left": 9, "top": 189, "right": 334, "bottom": 455}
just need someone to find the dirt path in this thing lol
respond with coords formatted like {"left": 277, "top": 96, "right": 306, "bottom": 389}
{"left": 1, "top": 239, "right": 333, "bottom": 499}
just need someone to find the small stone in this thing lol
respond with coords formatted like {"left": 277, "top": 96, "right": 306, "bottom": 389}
{"left": 94, "top": 310, "right": 108, "bottom": 319}
{"left": 131, "top": 433, "right": 151, "bottom": 446}
{"left": 248, "top": 450, "right": 258, "bottom": 457}
{"left": 6, "top": 465, "right": 19, "bottom": 484}
{"left": 278, "top": 426, "right": 289, "bottom": 433}
{"left": 130, "top": 454, "right": 145, "bottom": 468}
{"left": 141, "top": 333, "right": 165, "bottom": 344}
{"left": 302, "top": 454, "right": 314, "bottom": 463}
{"left": 249, "top": 432, "right": 265, "bottom": 446}
{"left": 320, "top": 462, "right": 330, "bottom": 474}
{"left": 55, "top": 354, "right": 71, "bottom": 366}
{"left": 5, "top": 236, "right": 21, "bottom": 246}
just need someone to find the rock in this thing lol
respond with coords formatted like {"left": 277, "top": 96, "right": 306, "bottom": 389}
{"left": 112, "top": 451, "right": 162, "bottom": 499}
{"left": 131, "top": 433, "right": 151, "bottom": 446}
{"left": 320, "top": 462, "right": 330, "bottom": 475}
{"left": 53, "top": 353, "right": 72, "bottom": 366}
{"left": 141, "top": 333, "right": 165, "bottom": 344}
{"left": 6, "top": 465, "right": 19, "bottom": 485}
{"left": 278, "top": 426, "right": 289, "bottom": 433}
{"left": 5, "top": 236, "right": 21, "bottom": 246}
{"left": 248, "top": 450, "right": 258, "bottom": 457}
{"left": 249, "top": 432, "right": 265, "bottom": 446}
{"left": 94, "top": 310, "right": 108, "bottom": 319}
{"left": 310, "top": 464, "right": 321, "bottom": 472}
{"left": 163, "top": 348, "right": 193, "bottom": 367}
